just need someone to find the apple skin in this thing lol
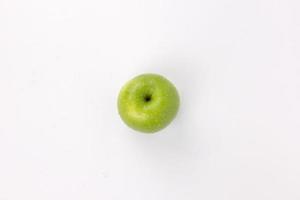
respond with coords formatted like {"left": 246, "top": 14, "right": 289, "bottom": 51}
{"left": 118, "top": 73, "right": 180, "bottom": 133}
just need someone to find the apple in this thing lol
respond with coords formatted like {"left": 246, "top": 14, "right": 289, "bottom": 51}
{"left": 117, "top": 73, "right": 180, "bottom": 133}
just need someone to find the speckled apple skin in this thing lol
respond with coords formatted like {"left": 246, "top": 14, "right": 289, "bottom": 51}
{"left": 117, "top": 74, "right": 180, "bottom": 133}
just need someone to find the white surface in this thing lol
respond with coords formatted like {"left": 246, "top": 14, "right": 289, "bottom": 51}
{"left": 0, "top": 0, "right": 300, "bottom": 199}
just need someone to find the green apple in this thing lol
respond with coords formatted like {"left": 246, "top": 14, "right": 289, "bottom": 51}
{"left": 118, "top": 73, "right": 180, "bottom": 133}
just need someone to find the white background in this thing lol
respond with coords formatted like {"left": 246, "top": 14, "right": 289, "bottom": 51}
{"left": 0, "top": 0, "right": 300, "bottom": 199}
